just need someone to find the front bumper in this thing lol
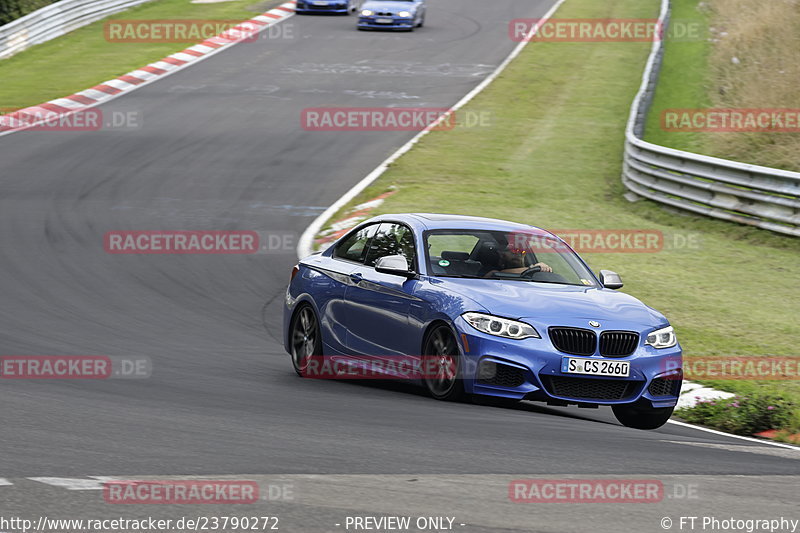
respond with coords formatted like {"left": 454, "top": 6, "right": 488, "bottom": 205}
{"left": 358, "top": 16, "right": 415, "bottom": 30}
{"left": 296, "top": 2, "right": 350, "bottom": 13}
{"left": 455, "top": 316, "right": 682, "bottom": 409}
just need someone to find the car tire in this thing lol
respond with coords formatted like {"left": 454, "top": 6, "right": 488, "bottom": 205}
{"left": 417, "top": 15, "right": 425, "bottom": 27}
{"left": 289, "top": 304, "right": 322, "bottom": 377}
{"left": 422, "top": 325, "right": 465, "bottom": 401}
{"left": 612, "top": 402, "right": 674, "bottom": 430}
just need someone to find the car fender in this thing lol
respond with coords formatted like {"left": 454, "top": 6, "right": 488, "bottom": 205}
{"left": 283, "top": 292, "right": 321, "bottom": 354}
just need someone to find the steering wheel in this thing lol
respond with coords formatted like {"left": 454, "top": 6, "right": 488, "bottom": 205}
{"left": 520, "top": 265, "right": 542, "bottom": 278}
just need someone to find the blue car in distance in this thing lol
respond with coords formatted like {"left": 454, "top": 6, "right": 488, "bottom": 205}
{"left": 358, "top": 0, "right": 426, "bottom": 30}
{"left": 284, "top": 214, "right": 683, "bottom": 430}
{"left": 296, "top": 0, "right": 360, "bottom": 15}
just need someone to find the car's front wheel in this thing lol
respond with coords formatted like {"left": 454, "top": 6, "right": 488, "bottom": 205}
{"left": 290, "top": 304, "right": 322, "bottom": 377}
{"left": 612, "top": 401, "right": 674, "bottom": 430}
{"left": 422, "top": 325, "right": 465, "bottom": 401}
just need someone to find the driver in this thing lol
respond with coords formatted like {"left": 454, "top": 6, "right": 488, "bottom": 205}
{"left": 483, "top": 246, "right": 552, "bottom": 278}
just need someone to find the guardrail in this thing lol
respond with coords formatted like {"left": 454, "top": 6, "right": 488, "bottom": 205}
{"left": 622, "top": 0, "right": 800, "bottom": 237}
{"left": 0, "top": 0, "right": 154, "bottom": 59}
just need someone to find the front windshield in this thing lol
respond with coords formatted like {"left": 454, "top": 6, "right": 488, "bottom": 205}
{"left": 424, "top": 229, "right": 598, "bottom": 286}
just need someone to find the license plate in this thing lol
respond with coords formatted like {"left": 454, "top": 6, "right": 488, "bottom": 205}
{"left": 312, "top": 1, "right": 328, "bottom": 5}
{"left": 375, "top": 18, "right": 394, "bottom": 23}
{"left": 561, "top": 357, "right": 630, "bottom": 377}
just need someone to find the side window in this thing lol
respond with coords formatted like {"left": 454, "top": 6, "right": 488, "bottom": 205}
{"left": 364, "top": 223, "right": 417, "bottom": 269}
{"left": 334, "top": 224, "right": 379, "bottom": 263}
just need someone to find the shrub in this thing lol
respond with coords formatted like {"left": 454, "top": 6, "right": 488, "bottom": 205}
{"left": 676, "top": 392, "right": 795, "bottom": 435}
{"left": 0, "top": 0, "right": 61, "bottom": 25}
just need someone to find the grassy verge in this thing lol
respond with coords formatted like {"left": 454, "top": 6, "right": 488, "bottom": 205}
{"left": 643, "top": 0, "right": 711, "bottom": 152}
{"left": 645, "top": 0, "right": 800, "bottom": 171}
{"left": 318, "top": 0, "right": 800, "bottom": 431}
{"left": 0, "top": 0, "right": 279, "bottom": 110}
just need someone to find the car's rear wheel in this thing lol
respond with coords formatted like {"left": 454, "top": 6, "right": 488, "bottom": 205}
{"left": 290, "top": 304, "right": 321, "bottom": 377}
{"left": 422, "top": 325, "right": 465, "bottom": 401}
{"left": 612, "top": 401, "right": 674, "bottom": 430}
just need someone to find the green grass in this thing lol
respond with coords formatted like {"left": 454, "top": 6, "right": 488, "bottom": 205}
{"left": 0, "top": 0, "right": 279, "bottom": 110}
{"left": 643, "top": 0, "right": 712, "bottom": 152}
{"left": 319, "top": 0, "right": 800, "bottom": 428}
{"left": 643, "top": 0, "right": 800, "bottom": 172}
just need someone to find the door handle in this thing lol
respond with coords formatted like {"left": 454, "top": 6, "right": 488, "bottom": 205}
{"left": 349, "top": 272, "right": 363, "bottom": 284}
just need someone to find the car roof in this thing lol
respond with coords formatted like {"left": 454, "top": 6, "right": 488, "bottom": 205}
{"left": 371, "top": 213, "right": 553, "bottom": 235}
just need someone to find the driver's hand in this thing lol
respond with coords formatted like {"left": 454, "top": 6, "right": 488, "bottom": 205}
{"left": 534, "top": 262, "right": 553, "bottom": 273}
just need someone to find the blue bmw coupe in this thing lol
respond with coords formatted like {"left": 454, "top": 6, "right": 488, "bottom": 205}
{"left": 284, "top": 214, "right": 682, "bottom": 429}
{"left": 357, "top": 0, "right": 426, "bottom": 30}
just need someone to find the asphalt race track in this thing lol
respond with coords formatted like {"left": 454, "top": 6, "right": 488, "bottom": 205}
{"left": 0, "top": 1, "right": 798, "bottom": 531}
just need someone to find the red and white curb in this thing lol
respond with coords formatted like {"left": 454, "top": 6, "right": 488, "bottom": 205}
{"left": 314, "top": 189, "right": 397, "bottom": 249}
{"left": 678, "top": 380, "right": 734, "bottom": 408}
{"left": 0, "top": 1, "right": 296, "bottom": 136}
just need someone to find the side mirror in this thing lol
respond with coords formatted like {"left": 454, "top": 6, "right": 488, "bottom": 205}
{"left": 599, "top": 270, "right": 623, "bottom": 289}
{"left": 375, "top": 255, "right": 415, "bottom": 278}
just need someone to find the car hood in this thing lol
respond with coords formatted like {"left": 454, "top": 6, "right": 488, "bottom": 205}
{"left": 362, "top": 1, "right": 418, "bottom": 13}
{"left": 434, "top": 278, "right": 667, "bottom": 327}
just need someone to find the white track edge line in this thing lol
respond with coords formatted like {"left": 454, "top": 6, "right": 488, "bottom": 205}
{"left": 295, "top": 0, "right": 569, "bottom": 259}
{"left": 667, "top": 420, "right": 800, "bottom": 450}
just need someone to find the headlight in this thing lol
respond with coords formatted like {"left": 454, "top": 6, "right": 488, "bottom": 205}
{"left": 398, "top": 10, "right": 412, "bottom": 17}
{"left": 645, "top": 326, "right": 677, "bottom": 349}
{"left": 361, "top": 9, "right": 373, "bottom": 15}
{"left": 462, "top": 312, "right": 540, "bottom": 340}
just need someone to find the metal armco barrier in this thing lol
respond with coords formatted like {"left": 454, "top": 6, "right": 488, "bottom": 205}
{"left": 0, "top": 0, "right": 154, "bottom": 59}
{"left": 622, "top": 0, "right": 800, "bottom": 237}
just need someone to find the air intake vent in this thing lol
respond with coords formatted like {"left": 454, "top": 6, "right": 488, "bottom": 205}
{"left": 648, "top": 377, "right": 679, "bottom": 397}
{"left": 544, "top": 376, "right": 640, "bottom": 401}
{"left": 477, "top": 361, "right": 526, "bottom": 388}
